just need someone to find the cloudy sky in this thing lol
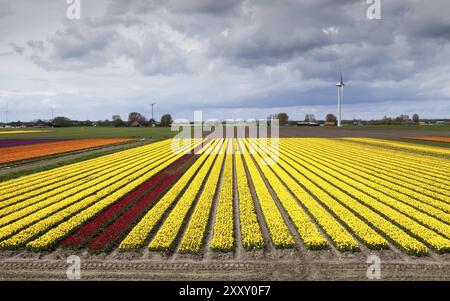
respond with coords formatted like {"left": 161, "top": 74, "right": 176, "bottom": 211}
{"left": 1, "top": 0, "right": 450, "bottom": 122}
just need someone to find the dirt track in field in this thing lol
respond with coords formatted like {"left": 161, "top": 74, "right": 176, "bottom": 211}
{"left": 1, "top": 248, "right": 449, "bottom": 280}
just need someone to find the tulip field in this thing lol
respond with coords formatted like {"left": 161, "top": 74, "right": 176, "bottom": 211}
{"left": 0, "top": 137, "right": 450, "bottom": 257}
{"left": 0, "top": 138, "right": 137, "bottom": 164}
{"left": 405, "top": 137, "right": 450, "bottom": 143}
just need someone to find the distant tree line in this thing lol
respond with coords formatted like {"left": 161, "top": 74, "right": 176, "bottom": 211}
{"left": 4, "top": 111, "right": 448, "bottom": 129}
{"left": 0, "top": 112, "right": 174, "bottom": 128}
{"left": 367, "top": 114, "right": 421, "bottom": 125}
{"left": 264, "top": 112, "right": 426, "bottom": 127}
{"left": 110, "top": 112, "right": 173, "bottom": 127}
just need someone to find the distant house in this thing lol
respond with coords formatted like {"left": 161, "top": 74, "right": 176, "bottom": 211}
{"left": 131, "top": 121, "right": 143, "bottom": 127}
{"left": 297, "top": 121, "right": 320, "bottom": 127}
{"left": 436, "top": 121, "right": 448, "bottom": 125}
{"left": 148, "top": 119, "right": 161, "bottom": 127}
{"left": 297, "top": 121, "right": 310, "bottom": 126}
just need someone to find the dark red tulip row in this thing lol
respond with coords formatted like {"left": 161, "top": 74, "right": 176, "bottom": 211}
{"left": 60, "top": 153, "right": 195, "bottom": 250}
{"left": 86, "top": 173, "right": 180, "bottom": 251}
{"left": 60, "top": 172, "right": 166, "bottom": 248}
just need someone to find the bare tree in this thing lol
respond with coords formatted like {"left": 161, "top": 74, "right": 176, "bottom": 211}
{"left": 112, "top": 115, "right": 125, "bottom": 127}
{"left": 128, "top": 112, "right": 147, "bottom": 126}
{"left": 52, "top": 116, "right": 72, "bottom": 127}
{"left": 326, "top": 114, "right": 337, "bottom": 124}
{"left": 277, "top": 113, "right": 289, "bottom": 126}
{"left": 160, "top": 114, "right": 173, "bottom": 127}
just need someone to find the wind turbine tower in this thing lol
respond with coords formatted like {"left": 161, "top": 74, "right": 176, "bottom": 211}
{"left": 336, "top": 72, "right": 345, "bottom": 127}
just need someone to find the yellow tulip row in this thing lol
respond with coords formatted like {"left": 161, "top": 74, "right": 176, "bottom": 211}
{"left": 343, "top": 137, "right": 450, "bottom": 157}
{"left": 178, "top": 140, "right": 227, "bottom": 253}
{"left": 238, "top": 139, "right": 295, "bottom": 248}
{"left": 119, "top": 139, "right": 217, "bottom": 250}
{"left": 330, "top": 139, "right": 450, "bottom": 188}
{"left": 330, "top": 138, "right": 449, "bottom": 166}
{"left": 279, "top": 143, "right": 450, "bottom": 254}
{"left": 270, "top": 141, "right": 427, "bottom": 255}
{"left": 148, "top": 140, "right": 224, "bottom": 251}
{"left": 252, "top": 139, "right": 388, "bottom": 250}
{"left": 245, "top": 139, "right": 332, "bottom": 250}
{"left": 296, "top": 139, "right": 450, "bottom": 197}
{"left": 0, "top": 142, "right": 174, "bottom": 227}
{"left": 276, "top": 158, "right": 388, "bottom": 250}
{"left": 313, "top": 137, "right": 450, "bottom": 177}
{"left": 26, "top": 140, "right": 199, "bottom": 251}
{"left": 0, "top": 140, "right": 199, "bottom": 250}
{"left": 0, "top": 139, "right": 170, "bottom": 194}
{"left": 338, "top": 138, "right": 450, "bottom": 173}
{"left": 210, "top": 140, "right": 235, "bottom": 252}
{"left": 0, "top": 140, "right": 171, "bottom": 204}
{"left": 332, "top": 144, "right": 450, "bottom": 198}
{"left": 233, "top": 140, "right": 264, "bottom": 250}
{"left": 274, "top": 143, "right": 428, "bottom": 255}
{"left": 284, "top": 141, "right": 450, "bottom": 217}
{"left": 282, "top": 142, "right": 450, "bottom": 242}
{"left": 0, "top": 143, "right": 171, "bottom": 215}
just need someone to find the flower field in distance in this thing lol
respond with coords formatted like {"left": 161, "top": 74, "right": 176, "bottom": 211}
{"left": 0, "top": 137, "right": 450, "bottom": 256}
{"left": 405, "top": 137, "right": 450, "bottom": 143}
{"left": 0, "top": 138, "right": 137, "bottom": 164}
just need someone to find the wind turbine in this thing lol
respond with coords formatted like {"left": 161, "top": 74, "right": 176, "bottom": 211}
{"left": 336, "top": 72, "right": 345, "bottom": 127}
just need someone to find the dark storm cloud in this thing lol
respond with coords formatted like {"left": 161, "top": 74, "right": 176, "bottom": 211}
{"left": 21, "top": 0, "right": 450, "bottom": 82}
{"left": 0, "top": 0, "right": 13, "bottom": 18}
{"left": 106, "top": 0, "right": 243, "bottom": 15}
{"left": 398, "top": 0, "right": 450, "bottom": 40}
{"left": 133, "top": 31, "right": 190, "bottom": 76}
{"left": 166, "top": 0, "right": 243, "bottom": 14}
{"left": 3, "top": 0, "right": 450, "bottom": 121}
{"left": 26, "top": 22, "right": 141, "bottom": 70}
{"left": 10, "top": 43, "right": 25, "bottom": 54}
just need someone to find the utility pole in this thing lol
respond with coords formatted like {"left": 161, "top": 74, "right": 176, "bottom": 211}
{"left": 50, "top": 108, "right": 55, "bottom": 128}
{"left": 150, "top": 102, "right": 156, "bottom": 124}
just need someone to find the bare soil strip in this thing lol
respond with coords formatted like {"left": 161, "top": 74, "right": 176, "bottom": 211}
{"left": 203, "top": 149, "right": 230, "bottom": 261}
{"left": 232, "top": 152, "right": 243, "bottom": 261}
{"left": 240, "top": 152, "right": 275, "bottom": 257}
{"left": 1, "top": 256, "right": 449, "bottom": 280}
{"left": 245, "top": 145, "right": 308, "bottom": 260}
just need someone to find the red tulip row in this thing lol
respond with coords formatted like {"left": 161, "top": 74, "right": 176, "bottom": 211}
{"left": 59, "top": 173, "right": 165, "bottom": 248}
{"left": 87, "top": 173, "right": 180, "bottom": 251}
{"left": 60, "top": 153, "right": 195, "bottom": 250}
